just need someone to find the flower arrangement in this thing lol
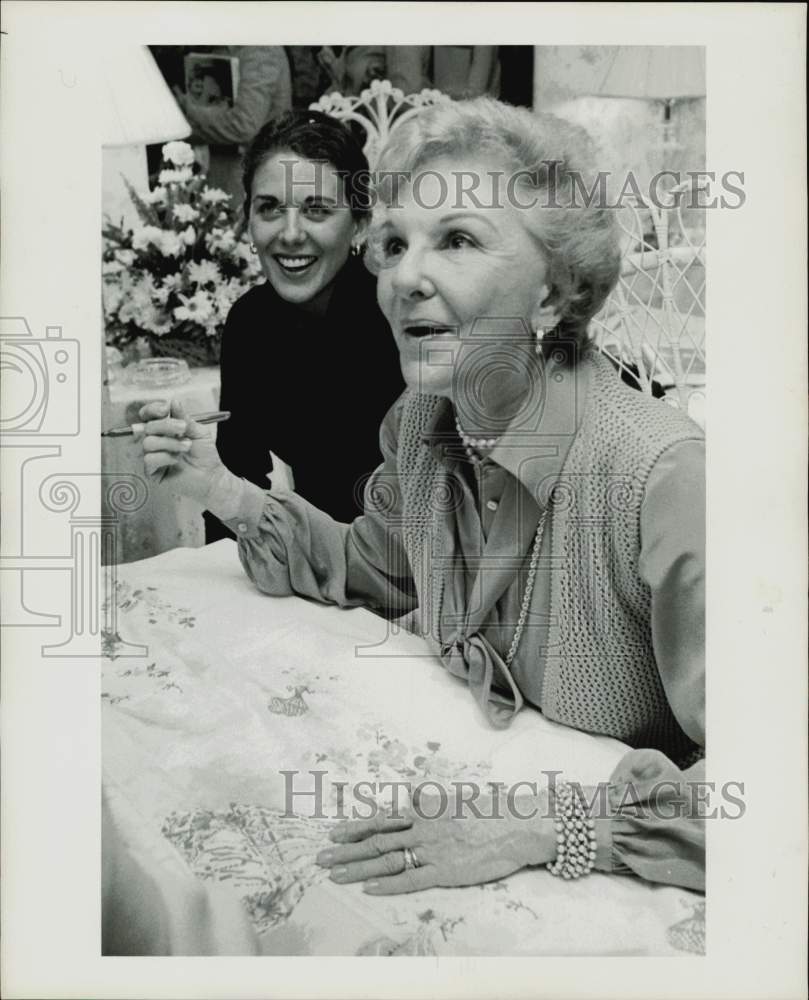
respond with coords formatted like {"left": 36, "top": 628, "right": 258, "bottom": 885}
{"left": 102, "top": 141, "right": 262, "bottom": 366}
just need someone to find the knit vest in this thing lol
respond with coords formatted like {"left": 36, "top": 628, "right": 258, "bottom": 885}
{"left": 394, "top": 351, "right": 704, "bottom": 762}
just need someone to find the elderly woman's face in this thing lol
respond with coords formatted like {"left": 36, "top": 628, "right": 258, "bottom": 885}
{"left": 375, "top": 156, "right": 553, "bottom": 399}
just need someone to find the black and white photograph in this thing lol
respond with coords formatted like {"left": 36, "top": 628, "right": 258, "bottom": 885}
{"left": 100, "top": 39, "right": 711, "bottom": 958}
{"left": 1, "top": 2, "right": 806, "bottom": 997}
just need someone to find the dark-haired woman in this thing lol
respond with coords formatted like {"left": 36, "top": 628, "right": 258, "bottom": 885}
{"left": 205, "top": 110, "right": 403, "bottom": 542}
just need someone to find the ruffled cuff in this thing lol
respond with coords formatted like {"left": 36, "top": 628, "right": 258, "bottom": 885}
{"left": 585, "top": 748, "right": 706, "bottom": 891}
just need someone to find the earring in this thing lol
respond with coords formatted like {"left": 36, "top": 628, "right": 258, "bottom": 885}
{"left": 350, "top": 242, "right": 363, "bottom": 257}
{"left": 249, "top": 242, "right": 257, "bottom": 253}
{"left": 534, "top": 326, "right": 547, "bottom": 355}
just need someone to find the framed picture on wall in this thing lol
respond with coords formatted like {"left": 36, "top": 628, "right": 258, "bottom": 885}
{"left": 183, "top": 52, "right": 240, "bottom": 107}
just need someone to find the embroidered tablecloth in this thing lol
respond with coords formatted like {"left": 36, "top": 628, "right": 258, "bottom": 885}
{"left": 102, "top": 541, "right": 705, "bottom": 956}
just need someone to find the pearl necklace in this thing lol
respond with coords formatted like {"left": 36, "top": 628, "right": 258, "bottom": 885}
{"left": 453, "top": 415, "right": 547, "bottom": 668}
{"left": 504, "top": 508, "right": 548, "bottom": 666}
{"left": 454, "top": 416, "right": 498, "bottom": 464}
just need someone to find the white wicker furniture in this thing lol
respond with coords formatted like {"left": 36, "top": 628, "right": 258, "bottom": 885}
{"left": 589, "top": 180, "right": 706, "bottom": 427}
{"left": 309, "top": 78, "right": 451, "bottom": 168}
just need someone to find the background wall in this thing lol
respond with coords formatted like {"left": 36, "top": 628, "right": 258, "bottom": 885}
{"left": 532, "top": 46, "right": 706, "bottom": 194}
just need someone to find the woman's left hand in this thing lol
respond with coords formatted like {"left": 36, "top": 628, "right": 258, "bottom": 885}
{"left": 316, "top": 794, "right": 555, "bottom": 895}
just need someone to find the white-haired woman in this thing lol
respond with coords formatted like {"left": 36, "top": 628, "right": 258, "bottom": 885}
{"left": 138, "top": 98, "right": 705, "bottom": 895}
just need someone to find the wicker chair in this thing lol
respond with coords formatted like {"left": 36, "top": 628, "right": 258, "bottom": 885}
{"left": 309, "top": 78, "right": 451, "bottom": 167}
{"left": 589, "top": 179, "right": 706, "bottom": 428}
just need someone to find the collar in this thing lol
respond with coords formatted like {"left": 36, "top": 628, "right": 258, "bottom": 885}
{"left": 420, "top": 349, "right": 593, "bottom": 506}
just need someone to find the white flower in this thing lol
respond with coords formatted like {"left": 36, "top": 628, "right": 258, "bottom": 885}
{"left": 102, "top": 275, "right": 126, "bottom": 315}
{"left": 158, "top": 230, "right": 184, "bottom": 257}
{"left": 173, "top": 289, "right": 215, "bottom": 324}
{"left": 114, "top": 249, "right": 136, "bottom": 265}
{"left": 117, "top": 274, "right": 171, "bottom": 334}
{"left": 233, "top": 240, "right": 253, "bottom": 263}
{"left": 154, "top": 272, "right": 183, "bottom": 305}
{"left": 187, "top": 259, "right": 221, "bottom": 286}
{"left": 172, "top": 203, "right": 199, "bottom": 224}
{"left": 205, "top": 228, "right": 237, "bottom": 253}
{"left": 159, "top": 167, "right": 193, "bottom": 186}
{"left": 141, "top": 186, "right": 167, "bottom": 205}
{"left": 213, "top": 277, "right": 246, "bottom": 318}
{"left": 161, "top": 141, "right": 196, "bottom": 168}
{"left": 201, "top": 186, "right": 230, "bottom": 206}
{"left": 131, "top": 225, "right": 164, "bottom": 252}
{"left": 179, "top": 226, "right": 196, "bottom": 247}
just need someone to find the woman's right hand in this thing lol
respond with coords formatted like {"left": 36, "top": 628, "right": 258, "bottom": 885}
{"left": 137, "top": 399, "right": 224, "bottom": 505}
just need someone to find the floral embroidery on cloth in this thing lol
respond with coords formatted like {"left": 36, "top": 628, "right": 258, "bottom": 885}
{"left": 356, "top": 909, "right": 466, "bottom": 955}
{"left": 161, "top": 804, "right": 332, "bottom": 934}
{"left": 102, "top": 659, "right": 183, "bottom": 703}
{"left": 269, "top": 686, "right": 311, "bottom": 717}
{"left": 102, "top": 581, "right": 196, "bottom": 659}
{"left": 315, "top": 725, "right": 493, "bottom": 783}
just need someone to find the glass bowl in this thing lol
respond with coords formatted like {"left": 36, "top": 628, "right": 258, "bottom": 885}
{"left": 126, "top": 357, "right": 191, "bottom": 388}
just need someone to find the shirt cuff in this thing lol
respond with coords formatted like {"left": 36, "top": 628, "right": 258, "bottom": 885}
{"left": 204, "top": 467, "right": 268, "bottom": 539}
{"left": 578, "top": 784, "right": 634, "bottom": 876}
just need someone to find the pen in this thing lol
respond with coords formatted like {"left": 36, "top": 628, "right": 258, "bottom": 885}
{"left": 101, "top": 410, "right": 231, "bottom": 437}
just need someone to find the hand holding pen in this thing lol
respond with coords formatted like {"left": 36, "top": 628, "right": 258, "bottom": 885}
{"left": 133, "top": 400, "right": 229, "bottom": 502}
{"left": 102, "top": 410, "right": 230, "bottom": 437}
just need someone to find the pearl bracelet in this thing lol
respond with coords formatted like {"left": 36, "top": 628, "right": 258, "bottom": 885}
{"left": 546, "top": 781, "right": 597, "bottom": 880}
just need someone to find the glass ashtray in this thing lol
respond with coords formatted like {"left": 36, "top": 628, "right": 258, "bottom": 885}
{"left": 126, "top": 357, "right": 191, "bottom": 388}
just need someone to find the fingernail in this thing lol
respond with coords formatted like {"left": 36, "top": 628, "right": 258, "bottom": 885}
{"left": 316, "top": 850, "right": 334, "bottom": 866}
{"left": 329, "top": 829, "right": 344, "bottom": 843}
{"left": 363, "top": 881, "right": 380, "bottom": 893}
{"left": 180, "top": 439, "right": 192, "bottom": 450}
{"left": 331, "top": 867, "right": 348, "bottom": 881}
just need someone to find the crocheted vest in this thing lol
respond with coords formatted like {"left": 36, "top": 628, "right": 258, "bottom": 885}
{"left": 395, "top": 351, "right": 704, "bottom": 761}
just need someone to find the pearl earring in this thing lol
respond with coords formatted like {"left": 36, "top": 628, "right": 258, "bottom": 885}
{"left": 249, "top": 242, "right": 257, "bottom": 253}
{"left": 534, "top": 326, "right": 547, "bottom": 355}
{"left": 350, "top": 242, "right": 363, "bottom": 257}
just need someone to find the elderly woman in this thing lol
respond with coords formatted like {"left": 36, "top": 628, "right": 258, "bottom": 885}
{"left": 139, "top": 98, "right": 705, "bottom": 896}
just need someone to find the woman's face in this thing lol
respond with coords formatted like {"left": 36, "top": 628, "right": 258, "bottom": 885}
{"left": 249, "top": 152, "right": 359, "bottom": 312}
{"left": 374, "top": 156, "right": 555, "bottom": 401}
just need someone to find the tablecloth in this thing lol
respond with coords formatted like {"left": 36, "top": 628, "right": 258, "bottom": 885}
{"left": 102, "top": 541, "right": 706, "bottom": 956}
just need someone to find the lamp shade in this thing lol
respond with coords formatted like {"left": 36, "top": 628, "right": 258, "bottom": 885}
{"left": 596, "top": 46, "right": 706, "bottom": 101}
{"left": 100, "top": 46, "right": 190, "bottom": 147}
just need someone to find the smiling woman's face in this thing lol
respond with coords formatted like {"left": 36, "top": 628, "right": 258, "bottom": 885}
{"left": 373, "top": 156, "right": 554, "bottom": 399}
{"left": 249, "top": 152, "right": 358, "bottom": 313}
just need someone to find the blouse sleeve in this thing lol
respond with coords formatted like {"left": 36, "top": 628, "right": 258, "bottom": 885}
{"left": 205, "top": 395, "right": 418, "bottom": 618}
{"left": 590, "top": 438, "right": 706, "bottom": 891}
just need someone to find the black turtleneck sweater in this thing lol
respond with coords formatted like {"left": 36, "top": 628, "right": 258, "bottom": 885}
{"left": 204, "top": 256, "right": 404, "bottom": 542}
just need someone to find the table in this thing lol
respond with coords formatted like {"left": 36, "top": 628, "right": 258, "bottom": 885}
{"left": 102, "top": 542, "right": 705, "bottom": 956}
